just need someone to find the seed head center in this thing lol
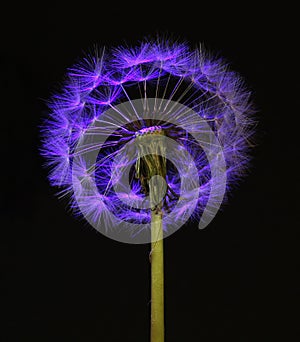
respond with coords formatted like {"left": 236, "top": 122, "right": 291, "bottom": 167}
{"left": 135, "top": 125, "right": 163, "bottom": 138}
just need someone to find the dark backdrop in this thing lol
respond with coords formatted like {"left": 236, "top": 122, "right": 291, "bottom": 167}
{"left": 1, "top": 3, "right": 297, "bottom": 341}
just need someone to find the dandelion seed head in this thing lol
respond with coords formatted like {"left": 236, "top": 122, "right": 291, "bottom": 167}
{"left": 40, "top": 37, "right": 256, "bottom": 241}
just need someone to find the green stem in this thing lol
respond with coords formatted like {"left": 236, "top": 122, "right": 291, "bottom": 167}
{"left": 150, "top": 207, "right": 164, "bottom": 342}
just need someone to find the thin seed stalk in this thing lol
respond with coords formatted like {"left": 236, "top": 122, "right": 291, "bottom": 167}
{"left": 150, "top": 186, "right": 164, "bottom": 342}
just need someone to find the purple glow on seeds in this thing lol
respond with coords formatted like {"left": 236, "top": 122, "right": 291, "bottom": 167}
{"left": 40, "top": 38, "right": 255, "bottom": 231}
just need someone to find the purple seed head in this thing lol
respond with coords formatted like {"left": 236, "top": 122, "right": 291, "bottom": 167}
{"left": 40, "top": 38, "right": 256, "bottom": 233}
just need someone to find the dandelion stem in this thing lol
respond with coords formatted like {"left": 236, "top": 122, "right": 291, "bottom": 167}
{"left": 150, "top": 199, "right": 164, "bottom": 342}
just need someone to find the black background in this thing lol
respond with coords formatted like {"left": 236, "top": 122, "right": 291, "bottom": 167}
{"left": 1, "top": 3, "right": 298, "bottom": 341}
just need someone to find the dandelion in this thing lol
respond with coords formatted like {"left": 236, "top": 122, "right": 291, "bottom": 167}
{"left": 41, "top": 37, "right": 255, "bottom": 342}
